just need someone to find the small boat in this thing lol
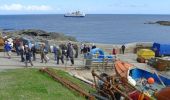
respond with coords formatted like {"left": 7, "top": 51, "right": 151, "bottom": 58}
{"left": 115, "top": 60, "right": 170, "bottom": 100}
{"left": 129, "top": 68, "right": 170, "bottom": 99}
{"left": 64, "top": 11, "right": 85, "bottom": 17}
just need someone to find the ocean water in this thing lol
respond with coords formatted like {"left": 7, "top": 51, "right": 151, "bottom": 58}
{"left": 0, "top": 14, "right": 170, "bottom": 44}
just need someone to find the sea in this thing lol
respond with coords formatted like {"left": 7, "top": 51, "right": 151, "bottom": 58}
{"left": 0, "top": 14, "right": 170, "bottom": 44}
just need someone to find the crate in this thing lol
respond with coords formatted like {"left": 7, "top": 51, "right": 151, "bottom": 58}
{"left": 156, "top": 57, "right": 170, "bottom": 71}
{"left": 85, "top": 58, "right": 114, "bottom": 69}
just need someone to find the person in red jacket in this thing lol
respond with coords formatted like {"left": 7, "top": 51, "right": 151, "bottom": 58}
{"left": 112, "top": 48, "right": 116, "bottom": 55}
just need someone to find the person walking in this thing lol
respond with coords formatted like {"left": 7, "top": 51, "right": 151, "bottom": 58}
{"left": 24, "top": 45, "right": 33, "bottom": 67}
{"left": 91, "top": 43, "right": 96, "bottom": 49}
{"left": 56, "top": 46, "right": 64, "bottom": 64}
{"left": 112, "top": 48, "right": 116, "bottom": 55}
{"left": 14, "top": 38, "right": 20, "bottom": 56}
{"left": 80, "top": 44, "right": 84, "bottom": 54}
{"left": 19, "top": 42, "right": 25, "bottom": 62}
{"left": 67, "top": 43, "right": 74, "bottom": 66}
{"left": 82, "top": 45, "right": 88, "bottom": 59}
{"left": 73, "top": 44, "right": 78, "bottom": 58}
{"left": 4, "top": 41, "right": 12, "bottom": 59}
{"left": 31, "top": 44, "right": 36, "bottom": 61}
{"left": 60, "top": 44, "right": 67, "bottom": 57}
{"left": 86, "top": 45, "right": 90, "bottom": 52}
{"left": 40, "top": 44, "right": 49, "bottom": 63}
{"left": 53, "top": 45, "right": 58, "bottom": 61}
{"left": 121, "top": 45, "right": 126, "bottom": 54}
{"left": 40, "top": 44, "right": 47, "bottom": 63}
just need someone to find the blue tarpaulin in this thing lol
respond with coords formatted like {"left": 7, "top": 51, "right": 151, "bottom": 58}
{"left": 88, "top": 48, "right": 114, "bottom": 62}
{"left": 152, "top": 43, "right": 170, "bottom": 56}
{"left": 90, "top": 48, "right": 104, "bottom": 56}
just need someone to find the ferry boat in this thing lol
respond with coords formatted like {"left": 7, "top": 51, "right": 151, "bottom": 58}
{"left": 64, "top": 11, "right": 85, "bottom": 17}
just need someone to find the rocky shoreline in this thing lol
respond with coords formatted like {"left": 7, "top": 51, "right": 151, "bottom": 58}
{"left": 145, "top": 21, "right": 170, "bottom": 26}
{"left": 0, "top": 29, "right": 77, "bottom": 44}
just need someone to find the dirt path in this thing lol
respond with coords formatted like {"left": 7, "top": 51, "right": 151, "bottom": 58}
{"left": 0, "top": 52, "right": 169, "bottom": 81}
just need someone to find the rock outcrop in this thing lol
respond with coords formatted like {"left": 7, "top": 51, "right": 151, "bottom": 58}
{"left": 145, "top": 21, "right": 170, "bottom": 26}
{"left": 1, "top": 29, "right": 77, "bottom": 42}
{"left": 155, "top": 21, "right": 170, "bottom": 26}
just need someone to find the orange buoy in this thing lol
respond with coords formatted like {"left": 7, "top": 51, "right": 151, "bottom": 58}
{"left": 147, "top": 77, "right": 155, "bottom": 84}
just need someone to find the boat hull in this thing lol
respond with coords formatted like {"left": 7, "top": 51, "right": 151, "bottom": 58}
{"left": 129, "top": 68, "right": 170, "bottom": 86}
{"left": 64, "top": 15, "right": 85, "bottom": 17}
{"left": 114, "top": 60, "right": 170, "bottom": 99}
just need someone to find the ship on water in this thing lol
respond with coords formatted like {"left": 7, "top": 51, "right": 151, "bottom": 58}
{"left": 64, "top": 11, "right": 85, "bottom": 17}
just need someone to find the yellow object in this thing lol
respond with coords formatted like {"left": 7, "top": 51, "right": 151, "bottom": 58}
{"left": 144, "top": 91, "right": 151, "bottom": 97}
{"left": 137, "top": 49, "right": 155, "bottom": 60}
{"left": 95, "top": 51, "right": 99, "bottom": 58}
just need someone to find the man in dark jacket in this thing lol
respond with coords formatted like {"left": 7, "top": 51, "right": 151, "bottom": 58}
{"left": 56, "top": 46, "right": 64, "bottom": 64}
{"left": 67, "top": 43, "right": 74, "bottom": 66}
{"left": 73, "top": 44, "right": 78, "bottom": 58}
{"left": 20, "top": 42, "right": 25, "bottom": 62}
{"left": 53, "top": 45, "right": 58, "bottom": 61}
{"left": 14, "top": 38, "right": 20, "bottom": 56}
{"left": 82, "top": 45, "right": 88, "bottom": 59}
{"left": 121, "top": 45, "right": 126, "bottom": 54}
{"left": 31, "top": 44, "right": 36, "bottom": 61}
{"left": 91, "top": 43, "right": 96, "bottom": 49}
{"left": 25, "top": 45, "right": 33, "bottom": 67}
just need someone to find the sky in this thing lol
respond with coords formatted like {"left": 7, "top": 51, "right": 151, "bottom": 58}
{"left": 0, "top": 0, "right": 170, "bottom": 15}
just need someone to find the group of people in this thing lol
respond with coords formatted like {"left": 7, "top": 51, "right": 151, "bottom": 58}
{"left": 112, "top": 45, "right": 126, "bottom": 55}
{"left": 52, "top": 42, "right": 75, "bottom": 66}
{"left": 4, "top": 39, "right": 78, "bottom": 67}
{"left": 80, "top": 43, "right": 97, "bottom": 59}
{"left": 4, "top": 40, "right": 35, "bottom": 67}
{"left": 16, "top": 42, "right": 36, "bottom": 67}
{"left": 4, "top": 38, "right": 126, "bottom": 67}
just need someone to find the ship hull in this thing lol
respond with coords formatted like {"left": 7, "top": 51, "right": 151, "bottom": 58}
{"left": 64, "top": 15, "right": 85, "bottom": 17}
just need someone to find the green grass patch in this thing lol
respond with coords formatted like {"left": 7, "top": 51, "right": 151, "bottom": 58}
{"left": 48, "top": 68, "right": 96, "bottom": 93}
{"left": 0, "top": 68, "right": 86, "bottom": 100}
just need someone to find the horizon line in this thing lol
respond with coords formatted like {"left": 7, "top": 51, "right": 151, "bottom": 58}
{"left": 0, "top": 13, "right": 170, "bottom": 15}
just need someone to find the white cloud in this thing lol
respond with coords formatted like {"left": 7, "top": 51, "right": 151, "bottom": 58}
{"left": 0, "top": 4, "right": 52, "bottom": 11}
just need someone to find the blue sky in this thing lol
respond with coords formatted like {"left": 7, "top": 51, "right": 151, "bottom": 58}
{"left": 0, "top": 0, "right": 170, "bottom": 14}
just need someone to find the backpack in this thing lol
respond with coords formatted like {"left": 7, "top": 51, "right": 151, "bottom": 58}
{"left": 43, "top": 48, "right": 48, "bottom": 54}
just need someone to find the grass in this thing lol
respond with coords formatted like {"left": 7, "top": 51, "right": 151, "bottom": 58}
{"left": 0, "top": 68, "right": 91, "bottom": 100}
{"left": 48, "top": 68, "right": 96, "bottom": 93}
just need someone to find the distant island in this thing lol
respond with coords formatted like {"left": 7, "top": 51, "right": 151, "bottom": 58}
{"left": 145, "top": 21, "right": 170, "bottom": 26}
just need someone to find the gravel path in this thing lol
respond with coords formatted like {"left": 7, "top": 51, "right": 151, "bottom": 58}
{"left": 0, "top": 52, "right": 84, "bottom": 69}
{"left": 0, "top": 52, "right": 169, "bottom": 80}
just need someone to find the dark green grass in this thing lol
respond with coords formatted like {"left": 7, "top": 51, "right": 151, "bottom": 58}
{"left": 0, "top": 68, "right": 87, "bottom": 100}
{"left": 48, "top": 68, "right": 96, "bottom": 93}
